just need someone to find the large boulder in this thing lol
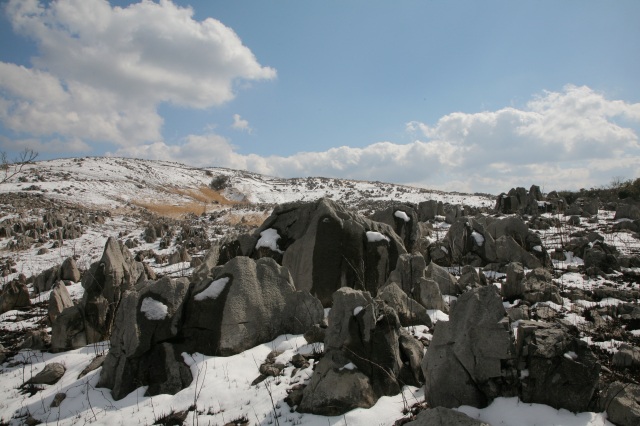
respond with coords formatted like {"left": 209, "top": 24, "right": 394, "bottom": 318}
{"left": 426, "top": 261, "right": 461, "bottom": 296}
{"left": 60, "top": 257, "right": 81, "bottom": 282}
{"left": 48, "top": 281, "right": 73, "bottom": 324}
{"left": 386, "top": 253, "right": 446, "bottom": 311}
{"left": 521, "top": 268, "right": 563, "bottom": 305}
{"left": 423, "top": 285, "right": 517, "bottom": 409}
{"left": 51, "top": 305, "right": 87, "bottom": 351}
{"left": 98, "top": 276, "right": 191, "bottom": 400}
{"left": 370, "top": 204, "right": 421, "bottom": 252}
{"left": 182, "top": 256, "right": 323, "bottom": 356}
{"left": 600, "top": 382, "right": 640, "bottom": 426}
{"left": 299, "top": 288, "right": 424, "bottom": 415}
{"left": 376, "top": 283, "right": 432, "bottom": 328}
{"left": 259, "top": 198, "right": 407, "bottom": 305}
{"left": 443, "top": 215, "right": 549, "bottom": 268}
{"left": 27, "top": 363, "right": 66, "bottom": 385}
{"left": 495, "top": 185, "right": 544, "bottom": 216}
{"left": 81, "top": 237, "right": 148, "bottom": 343}
{"left": 0, "top": 280, "right": 31, "bottom": 314}
{"left": 418, "top": 200, "right": 444, "bottom": 221}
{"left": 501, "top": 262, "right": 525, "bottom": 300}
{"left": 615, "top": 202, "right": 640, "bottom": 220}
{"left": 516, "top": 321, "right": 599, "bottom": 412}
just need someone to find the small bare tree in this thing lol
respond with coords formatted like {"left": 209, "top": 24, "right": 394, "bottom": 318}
{"left": 1, "top": 148, "right": 38, "bottom": 184}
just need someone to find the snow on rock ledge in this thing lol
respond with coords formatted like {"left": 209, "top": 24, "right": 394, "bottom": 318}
{"left": 194, "top": 277, "right": 230, "bottom": 301}
{"left": 140, "top": 297, "right": 168, "bottom": 321}
{"left": 256, "top": 228, "right": 284, "bottom": 253}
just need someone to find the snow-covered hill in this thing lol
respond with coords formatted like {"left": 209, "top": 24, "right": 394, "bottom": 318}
{"left": 0, "top": 157, "right": 495, "bottom": 211}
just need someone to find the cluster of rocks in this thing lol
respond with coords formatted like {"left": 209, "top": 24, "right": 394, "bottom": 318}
{"left": 30, "top": 194, "right": 640, "bottom": 424}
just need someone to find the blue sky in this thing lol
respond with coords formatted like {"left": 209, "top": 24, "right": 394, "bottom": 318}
{"left": 1, "top": 0, "right": 639, "bottom": 194}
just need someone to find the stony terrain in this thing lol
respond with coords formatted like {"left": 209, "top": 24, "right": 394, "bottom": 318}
{"left": 0, "top": 157, "right": 639, "bottom": 426}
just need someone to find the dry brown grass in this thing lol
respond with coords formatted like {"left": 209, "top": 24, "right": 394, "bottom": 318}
{"left": 169, "top": 186, "right": 237, "bottom": 205}
{"left": 223, "top": 212, "right": 269, "bottom": 227}
{"left": 132, "top": 186, "right": 239, "bottom": 218}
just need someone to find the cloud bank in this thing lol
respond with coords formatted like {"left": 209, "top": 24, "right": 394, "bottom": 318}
{"left": 115, "top": 85, "right": 640, "bottom": 194}
{"left": 1, "top": 2, "right": 638, "bottom": 194}
{"left": 0, "top": 0, "right": 275, "bottom": 145}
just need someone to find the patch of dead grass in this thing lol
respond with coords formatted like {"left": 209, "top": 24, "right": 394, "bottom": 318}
{"left": 132, "top": 186, "right": 239, "bottom": 218}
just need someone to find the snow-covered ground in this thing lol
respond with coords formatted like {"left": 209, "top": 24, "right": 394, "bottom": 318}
{"left": 0, "top": 157, "right": 637, "bottom": 425}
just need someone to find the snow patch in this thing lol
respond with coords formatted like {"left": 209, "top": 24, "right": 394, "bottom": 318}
{"left": 564, "top": 351, "right": 578, "bottom": 361}
{"left": 340, "top": 362, "right": 357, "bottom": 371}
{"left": 255, "top": 228, "right": 284, "bottom": 253}
{"left": 366, "top": 231, "right": 390, "bottom": 243}
{"left": 194, "top": 277, "right": 230, "bottom": 301}
{"left": 394, "top": 210, "right": 410, "bottom": 222}
{"left": 471, "top": 231, "right": 484, "bottom": 246}
{"left": 140, "top": 297, "right": 168, "bottom": 320}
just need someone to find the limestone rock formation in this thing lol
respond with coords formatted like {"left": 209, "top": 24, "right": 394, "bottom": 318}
{"left": 298, "top": 288, "right": 425, "bottom": 416}
{"left": 183, "top": 256, "right": 323, "bottom": 355}
{"left": 423, "top": 285, "right": 517, "bottom": 409}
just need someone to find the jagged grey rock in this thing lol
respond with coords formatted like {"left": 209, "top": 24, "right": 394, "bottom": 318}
{"left": 98, "top": 276, "right": 191, "bottom": 400}
{"left": 82, "top": 237, "right": 148, "bottom": 343}
{"left": 516, "top": 321, "right": 600, "bottom": 412}
{"left": 0, "top": 280, "right": 31, "bottom": 315}
{"left": 258, "top": 198, "right": 407, "bottom": 306}
{"left": 299, "top": 287, "right": 424, "bottom": 415}
{"left": 370, "top": 204, "right": 421, "bottom": 252}
{"left": 521, "top": 268, "right": 562, "bottom": 305}
{"left": 297, "top": 351, "right": 377, "bottom": 416}
{"left": 423, "top": 285, "right": 516, "bottom": 409}
{"left": 376, "top": 283, "right": 432, "bottom": 328}
{"left": 27, "top": 363, "right": 66, "bottom": 385}
{"left": 501, "top": 262, "right": 525, "bottom": 300}
{"left": 426, "top": 261, "right": 461, "bottom": 296}
{"left": 386, "top": 253, "right": 445, "bottom": 311}
{"left": 600, "top": 382, "right": 640, "bottom": 426}
{"left": 51, "top": 305, "right": 87, "bottom": 351}
{"left": 60, "top": 257, "right": 81, "bottom": 282}
{"left": 48, "top": 281, "right": 73, "bottom": 324}
{"left": 183, "top": 256, "right": 323, "bottom": 356}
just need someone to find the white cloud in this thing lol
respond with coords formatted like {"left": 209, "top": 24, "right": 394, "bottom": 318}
{"left": 0, "top": 0, "right": 275, "bottom": 146}
{"left": 113, "top": 85, "right": 640, "bottom": 194}
{"left": 231, "top": 114, "right": 252, "bottom": 133}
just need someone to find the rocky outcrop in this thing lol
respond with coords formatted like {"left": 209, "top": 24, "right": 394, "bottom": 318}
{"left": 423, "top": 285, "right": 516, "bottom": 409}
{"left": 298, "top": 288, "right": 425, "bottom": 415}
{"left": 183, "top": 256, "right": 323, "bottom": 356}
{"left": 33, "top": 257, "right": 81, "bottom": 294}
{"left": 441, "top": 215, "right": 549, "bottom": 269}
{"left": 495, "top": 185, "right": 545, "bottom": 215}
{"left": 257, "top": 198, "right": 407, "bottom": 306}
{"left": 82, "top": 237, "right": 148, "bottom": 343}
{"left": 97, "top": 276, "right": 192, "bottom": 400}
{"left": 386, "top": 253, "right": 446, "bottom": 311}
{"left": 426, "top": 261, "right": 460, "bottom": 296}
{"left": 48, "top": 281, "right": 73, "bottom": 324}
{"left": 516, "top": 321, "right": 600, "bottom": 412}
{"left": 0, "top": 280, "right": 31, "bottom": 314}
{"left": 26, "top": 363, "right": 66, "bottom": 385}
{"left": 600, "top": 382, "right": 640, "bottom": 426}
{"left": 370, "top": 204, "right": 421, "bottom": 252}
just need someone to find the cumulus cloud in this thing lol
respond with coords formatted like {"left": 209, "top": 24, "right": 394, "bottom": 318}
{"left": 113, "top": 85, "right": 640, "bottom": 194}
{"left": 231, "top": 114, "right": 252, "bottom": 133}
{"left": 0, "top": 0, "right": 275, "bottom": 146}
